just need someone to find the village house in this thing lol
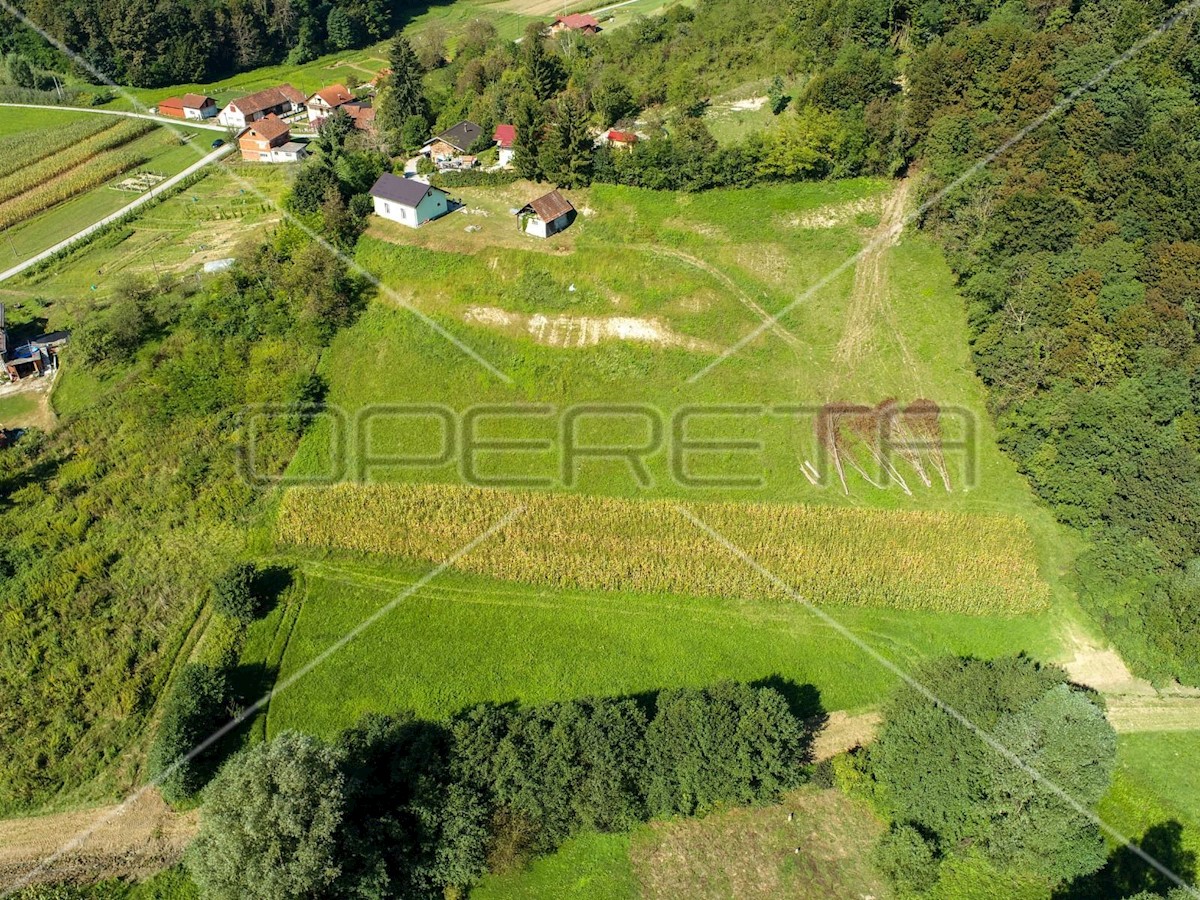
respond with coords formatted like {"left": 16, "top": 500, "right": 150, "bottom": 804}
{"left": 1, "top": 307, "right": 68, "bottom": 382}
{"left": 218, "top": 84, "right": 306, "bottom": 129}
{"left": 369, "top": 173, "right": 450, "bottom": 228}
{"left": 306, "top": 84, "right": 355, "bottom": 122}
{"left": 238, "top": 115, "right": 307, "bottom": 163}
{"left": 493, "top": 124, "right": 516, "bottom": 167}
{"left": 550, "top": 13, "right": 601, "bottom": 34}
{"left": 346, "top": 103, "right": 377, "bottom": 133}
{"left": 158, "top": 94, "right": 218, "bottom": 120}
{"left": 517, "top": 189, "right": 575, "bottom": 238}
{"left": 422, "top": 121, "right": 483, "bottom": 169}
{"left": 605, "top": 129, "right": 638, "bottom": 150}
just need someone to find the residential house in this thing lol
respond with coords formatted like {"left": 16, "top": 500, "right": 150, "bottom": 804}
{"left": 605, "top": 129, "right": 638, "bottom": 150}
{"left": 2, "top": 311, "right": 67, "bottom": 382}
{"left": 550, "top": 13, "right": 601, "bottom": 34}
{"left": 517, "top": 189, "right": 574, "bottom": 238}
{"left": 346, "top": 103, "right": 377, "bottom": 133}
{"left": 174, "top": 94, "right": 219, "bottom": 119}
{"left": 493, "top": 123, "right": 516, "bottom": 167}
{"left": 218, "top": 84, "right": 306, "bottom": 128}
{"left": 238, "top": 115, "right": 307, "bottom": 163}
{"left": 307, "top": 84, "right": 355, "bottom": 122}
{"left": 369, "top": 173, "right": 450, "bottom": 228}
{"left": 422, "top": 121, "right": 483, "bottom": 169}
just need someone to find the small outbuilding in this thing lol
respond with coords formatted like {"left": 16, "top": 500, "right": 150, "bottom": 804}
{"left": 606, "top": 129, "right": 638, "bottom": 150}
{"left": 517, "top": 189, "right": 574, "bottom": 238}
{"left": 370, "top": 173, "right": 450, "bottom": 228}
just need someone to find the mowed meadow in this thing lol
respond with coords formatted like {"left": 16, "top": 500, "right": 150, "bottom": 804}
{"left": 256, "top": 556, "right": 1062, "bottom": 739}
{"left": 260, "top": 178, "right": 1079, "bottom": 740}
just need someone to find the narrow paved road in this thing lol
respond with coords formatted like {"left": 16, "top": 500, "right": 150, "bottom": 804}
{"left": 0, "top": 142, "right": 234, "bottom": 284}
{"left": 0, "top": 102, "right": 226, "bottom": 132}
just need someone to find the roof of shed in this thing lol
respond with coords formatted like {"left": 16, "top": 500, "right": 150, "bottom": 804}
{"left": 522, "top": 189, "right": 573, "bottom": 222}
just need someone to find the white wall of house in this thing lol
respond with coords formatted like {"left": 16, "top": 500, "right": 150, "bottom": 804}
{"left": 373, "top": 190, "right": 449, "bottom": 228}
{"left": 218, "top": 106, "right": 247, "bottom": 128}
{"left": 184, "top": 105, "right": 217, "bottom": 120}
{"left": 498, "top": 147, "right": 514, "bottom": 167}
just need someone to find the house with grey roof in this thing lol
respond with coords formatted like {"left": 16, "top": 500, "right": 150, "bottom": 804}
{"left": 369, "top": 174, "right": 450, "bottom": 228}
{"left": 421, "top": 121, "right": 484, "bottom": 169}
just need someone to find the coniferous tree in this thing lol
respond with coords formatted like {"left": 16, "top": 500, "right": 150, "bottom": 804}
{"left": 521, "top": 22, "right": 563, "bottom": 101}
{"left": 541, "top": 88, "right": 593, "bottom": 188}
{"left": 512, "top": 92, "right": 545, "bottom": 181}
{"left": 377, "top": 35, "right": 428, "bottom": 147}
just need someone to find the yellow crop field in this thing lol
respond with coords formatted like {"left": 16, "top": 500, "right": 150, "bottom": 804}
{"left": 276, "top": 483, "right": 1049, "bottom": 614}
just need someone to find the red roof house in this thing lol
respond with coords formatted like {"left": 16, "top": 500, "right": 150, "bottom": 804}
{"left": 550, "top": 13, "right": 601, "bottom": 34}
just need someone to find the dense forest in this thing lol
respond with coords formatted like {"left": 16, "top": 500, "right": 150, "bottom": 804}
{"left": 1, "top": 0, "right": 394, "bottom": 87}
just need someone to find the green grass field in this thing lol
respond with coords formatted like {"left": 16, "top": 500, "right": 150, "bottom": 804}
{"left": 0, "top": 392, "right": 40, "bottom": 424}
{"left": 471, "top": 831, "right": 638, "bottom": 900}
{"left": 468, "top": 785, "right": 888, "bottom": 900}
{"left": 257, "top": 554, "right": 1062, "bottom": 739}
{"left": 254, "top": 176, "right": 1092, "bottom": 755}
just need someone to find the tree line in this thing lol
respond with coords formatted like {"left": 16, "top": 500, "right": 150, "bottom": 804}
{"left": 182, "top": 681, "right": 814, "bottom": 898}
{"left": 3, "top": 0, "right": 394, "bottom": 87}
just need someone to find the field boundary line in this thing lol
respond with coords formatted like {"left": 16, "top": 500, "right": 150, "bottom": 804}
{"left": 0, "top": 102, "right": 226, "bottom": 132}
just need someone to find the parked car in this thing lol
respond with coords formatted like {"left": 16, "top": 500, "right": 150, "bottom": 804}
{"left": 211, "top": 138, "right": 225, "bottom": 149}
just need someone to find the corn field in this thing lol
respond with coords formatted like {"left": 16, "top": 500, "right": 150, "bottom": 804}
{"left": 0, "top": 150, "right": 147, "bottom": 231}
{"left": 0, "top": 119, "right": 155, "bottom": 206}
{"left": 277, "top": 484, "right": 1049, "bottom": 614}
{"left": 0, "top": 116, "right": 119, "bottom": 182}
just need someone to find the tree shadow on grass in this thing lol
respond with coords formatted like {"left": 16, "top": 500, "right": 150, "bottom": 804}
{"left": 1054, "top": 821, "right": 1197, "bottom": 899}
{"left": 251, "top": 564, "right": 293, "bottom": 618}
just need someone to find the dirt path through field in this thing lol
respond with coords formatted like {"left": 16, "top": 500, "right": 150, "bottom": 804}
{"left": 830, "top": 178, "right": 919, "bottom": 388}
{"left": 0, "top": 791, "right": 197, "bottom": 891}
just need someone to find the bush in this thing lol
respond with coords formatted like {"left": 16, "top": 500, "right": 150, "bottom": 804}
{"left": 871, "top": 656, "right": 1116, "bottom": 888}
{"left": 148, "top": 663, "right": 230, "bottom": 804}
{"left": 211, "top": 562, "right": 261, "bottom": 622}
{"left": 644, "top": 682, "right": 807, "bottom": 817}
{"left": 874, "top": 823, "right": 941, "bottom": 893}
{"left": 187, "top": 732, "right": 348, "bottom": 900}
